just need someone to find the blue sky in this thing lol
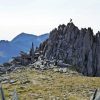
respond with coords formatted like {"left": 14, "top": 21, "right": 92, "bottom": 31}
{"left": 0, "top": 0, "right": 100, "bottom": 40}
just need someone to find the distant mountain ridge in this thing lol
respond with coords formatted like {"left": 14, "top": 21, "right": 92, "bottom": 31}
{"left": 0, "top": 33, "right": 49, "bottom": 64}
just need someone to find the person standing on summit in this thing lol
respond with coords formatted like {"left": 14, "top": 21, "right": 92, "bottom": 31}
{"left": 70, "top": 18, "right": 72, "bottom": 23}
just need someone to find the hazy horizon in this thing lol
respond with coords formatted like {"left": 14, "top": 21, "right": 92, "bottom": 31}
{"left": 0, "top": 0, "right": 100, "bottom": 40}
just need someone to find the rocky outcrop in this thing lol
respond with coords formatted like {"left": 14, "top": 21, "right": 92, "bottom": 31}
{"left": 39, "top": 22, "right": 100, "bottom": 76}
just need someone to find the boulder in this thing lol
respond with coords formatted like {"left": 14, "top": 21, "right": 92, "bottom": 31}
{"left": 90, "top": 89, "right": 100, "bottom": 100}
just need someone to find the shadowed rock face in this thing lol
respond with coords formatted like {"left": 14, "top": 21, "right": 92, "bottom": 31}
{"left": 39, "top": 22, "right": 100, "bottom": 76}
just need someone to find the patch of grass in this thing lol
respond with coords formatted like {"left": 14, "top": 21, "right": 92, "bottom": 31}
{"left": 1, "top": 68, "right": 100, "bottom": 100}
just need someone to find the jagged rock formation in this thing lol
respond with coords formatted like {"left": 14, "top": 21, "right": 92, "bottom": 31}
{"left": 39, "top": 22, "right": 100, "bottom": 76}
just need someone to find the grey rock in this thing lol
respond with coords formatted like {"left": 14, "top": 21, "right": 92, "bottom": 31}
{"left": 39, "top": 22, "right": 100, "bottom": 76}
{"left": 90, "top": 89, "right": 100, "bottom": 100}
{"left": 10, "top": 80, "right": 16, "bottom": 84}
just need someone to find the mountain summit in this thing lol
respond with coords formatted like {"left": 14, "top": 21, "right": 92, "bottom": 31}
{"left": 39, "top": 22, "right": 100, "bottom": 76}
